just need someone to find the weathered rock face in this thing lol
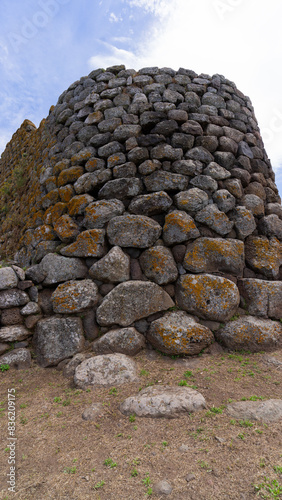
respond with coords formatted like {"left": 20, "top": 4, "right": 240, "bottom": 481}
{"left": 1, "top": 66, "right": 282, "bottom": 366}
{"left": 147, "top": 311, "right": 214, "bottom": 355}
{"left": 215, "top": 316, "right": 282, "bottom": 352}
{"left": 34, "top": 317, "right": 85, "bottom": 367}
{"left": 51, "top": 279, "right": 99, "bottom": 313}
{"left": 183, "top": 237, "right": 244, "bottom": 275}
{"left": 175, "top": 274, "right": 240, "bottom": 321}
{"left": 96, "top": 281, "right": 174, "bottom": 326}
{"left": 93, "top": 327, "right": 145, "bottom": 355}
{"left": 74, "top": 353, "right": 138, "bottom": 389}
{"left": 120, "top": 386, "right": 206, "bottom": 418}
{"left": 226, "top": 400, "right": 282, "bottom": 423}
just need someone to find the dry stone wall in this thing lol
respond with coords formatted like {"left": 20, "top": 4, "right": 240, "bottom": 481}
{"left": 0, "top": 65, "right": 282, "bottom": 368}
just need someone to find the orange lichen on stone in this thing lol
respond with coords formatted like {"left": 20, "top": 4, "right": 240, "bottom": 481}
{"left": 60, "top": 229, "right": 106, "bottom": 257}
{"left": 53, "top": 215, "right": 79, "bottom": 243}
{"left": 68, "top": 195, "right": 93, "bottom": 217}
{"left": 59, "top": 185, "right": 75, "bottom": 203}
{"left": 57, "top": 166, "right": 84, "bottom": 187}
{"left": 41, "top": 189, "right": 60, "bottom": 209}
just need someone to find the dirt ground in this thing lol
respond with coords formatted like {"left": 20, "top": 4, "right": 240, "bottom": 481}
{"left": 0, "top": 345, "right": 282, "bottom": 500}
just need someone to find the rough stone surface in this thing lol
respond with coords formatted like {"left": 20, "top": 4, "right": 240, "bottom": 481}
{"left": 0, "top": 348, "right": 31, "bottom": 369}
{"left": 83, "top": 199, "right": 125, "bottom": 228}
{"left": 0, "top": 325, "right": 31, "bottom": 342}
{"left": 176, "top": 274, "right": 240, "bottom": 321}
{"left": 74, "top": 353, "right": 138, "bottom": 389}
{"left": 153, "top": 481, "right": 173, "bottom": 496}
{"left": 128, "top": 191, "right": 172, "bottom": 216}
{"left": 195, "top": 204, "right": 234, "bottom": 236}
{"left": 174, "top": 188, "right": 209, "bottom": 214}
{"left": 40, "top": 253, "right": 88, "bottom": 284}
{"left": 96, "top": 281, "right": 174, "bottom": 326}
{"left": 163, "top": 211, "right": 200, "bottom": 245}
{"left": 63, "top": 353, "right": 89, "bottom": 379}
{"left": 226, "top": 400, "right": 282, "bottom": 423}
{"left": 51, "top": 280, "right": 99, "bottom": 313}
{"left": 0, "top": 289, "right": 29, "bottom": 309}
{"left": 139, "top": 246, "right": 178, "bottom": 285}
{"left": 0, "top": 267, "right": 18, "bottom": 290}
{"left": 1, "top": 307, "right": 24, "bottom": 325}
{"left": 89, "top": 246, "right": 130, "bottom": 283}
{"left": 245, "top": 236, "right": 282, "bottom": 279}
{"left": 215, "top": 316, "right": 282, "bottom": 352}
{"left": 35, "top": 317, "right": 85, "bottom": 367}
{"left": 107, "top": 215, "right": 162, "bottom": 248}
{"left": 238, "top": 279, "right": 282, "bottom": 319}
{"left": 147, "top": 311, "right": 214, "bottom": 355}
{"left": 120, "top": 385, "right": 206, "bottom": 418}
{"left": 183, "top": 237, "right": 244, "bottom": 275}
{"left": 93, "top": 327, "right": 145, "bottom": 355}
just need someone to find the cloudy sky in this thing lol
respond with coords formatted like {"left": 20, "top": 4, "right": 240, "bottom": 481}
{"left": 1, "top": 0, "right": 282, "bottom": 194}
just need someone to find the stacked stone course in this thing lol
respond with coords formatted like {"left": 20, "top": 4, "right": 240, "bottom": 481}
{"left": 0, "top": 65, "right": 282, "bottom": 368}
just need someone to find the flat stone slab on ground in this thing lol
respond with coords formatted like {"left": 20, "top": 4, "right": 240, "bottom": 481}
{"left": 74, "top": 353, "right": 138, "bottom": 389}
{"left": 227, "top": 400, "right": 282, "bottom": 423}
{"left": 120, "top": 385, "right": 206, "bottom": 418}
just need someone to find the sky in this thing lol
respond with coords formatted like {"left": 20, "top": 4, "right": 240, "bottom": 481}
{"left": 1, "top": 0, "right": 282, "bottom": 195}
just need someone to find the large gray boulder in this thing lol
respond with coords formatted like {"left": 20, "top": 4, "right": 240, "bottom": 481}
{"left": 176, "top": 274, "right": 240, "bottom": 322}
{"left": 174, "top": 188, "right": 209, "bottom": 214}
{"left": 34, "top": 317, "right": 85, "bottom": 367}
{"left": 215, "top": 316, "right": 282, "bottom": 352}
{"left": 51, "top": 280, "right": 99, "bottom": 313}
{"left": 195, "top": 204, "right": 234, "bottom": 236}
{"left": 0, "top": 267, "right": 18, "bottom": 290}
{"left": 89, "top": 246, "right": 130, "bottom": 283}
{"left": 128, "top": 191, "right": 172, "bottom": 216}
{"left": 96, "top": 281, "right": 174, "bottom": 326}
{"left": 93, "top": 327, "right": 145, "bottom": 355}
{"left": 0, "top": 348, "right": 31, "bottom": 369}
{"left": 74, "top": 353, "right": 138, "bottom": 389}
{"left": 147, "top": 311, "right": 214, "bottom": 355}
{"left": 107, "top": 215, "right": 162, "bottom": 248}
{"left": 227, "top": 400, "right": 282, "bottom": 423}
{"left": 39, "top": 253, "right": 88, "bottom": 285}
{"left": 120, "top": 386, "right": 206, "bottom": 418}
{"left": 183, "top": 237, "right": 244, "bottom": 275}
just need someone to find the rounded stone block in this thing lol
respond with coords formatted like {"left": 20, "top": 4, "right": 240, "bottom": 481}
{"left": 176, "top": 274, "right": 240, "bottom": 322}
{"left": 163, "top": 211, "right": 200, "bottom": 245}
{"left": 0, "top": 267, "right": 18, "bottom": 290}
{"left": 183, "top": 237, "right": 244, "bottom": 275}
{"left": 60, "top": 229, "right": 106, "bottom": 258}
{"left": 96, "top": 281, "right": 174, "bottom": 326}
{"left": 51, "top": 279, "right": 99, "bottom": 313}
{"left": 74, "top": 353, "right": 138, "bottom": 389}
{"left": 35, "top": 316, "right": 85, "bottom": 367}
{"left": 107, "top": 215, "right": 162, "bottom": 248}
{"left": 120, "top": 385, "right": 206, "bottom": 418}
{"left": 93, "top": 327, "right": 145, "bottom": 355}
{"left": 215, "top": 316, "right": 282, "bottom": 352}
{"left": 83, "top": 199, "right": 125, "bottom": 229}
{"left": 40, "top": 253, "right": 88, "bottom": 285}
{"left": 89, "top": 246, "right": 130, "bottom": 283}
{"left": 238, "top": 279, "right": 282, "bottom": 319}
{"left": 245, "top": 236, "right": 282, "bottom": 279}
{"left": 139, "top": 246, "right": 178, "bottom": 285}
{"left": 147, "top": 311, "right": 214, "bottom": 355}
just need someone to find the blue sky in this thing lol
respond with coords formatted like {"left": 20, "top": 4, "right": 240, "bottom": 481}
{"left": 1, "top": 0, "right": 282, "bottom": 195}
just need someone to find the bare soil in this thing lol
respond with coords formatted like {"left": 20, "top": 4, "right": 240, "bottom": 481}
{"left": 0, "top": 346, "right": 282, "bottom": 500}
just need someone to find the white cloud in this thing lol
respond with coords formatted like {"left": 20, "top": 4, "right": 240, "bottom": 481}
{"left": 109, "top": 12, "right": 122, "bottom": 23}
{"left": 88, "top": 42, "right": 138, "bottom": 70}
{"left": 127, "top": 0, "right": 178, "bottom": 18}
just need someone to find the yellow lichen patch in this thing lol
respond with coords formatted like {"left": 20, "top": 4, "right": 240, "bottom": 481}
{"left": 33, "top": 225, "right": 57, "bottom": 245}
{"left": 71, "top": 151, "right": 93, "bottom": 165}
{"left": 59, "top": 185, "right": 75, "bottom": 203}
{"left": 48, "top": 203, "right": 68, "bottom": 225}
{"left": 184, "top": 237, "right": 244, "bottom": 274}
{"left": 31, "top": 211, "right": 44, "bottom": 228}
{"left": 53, "top": 159, "right": 70, "bottom": 176}
{"left": 57, "top": 166, "right": 84, "bottom": 187}
{"left": 245, "top": 236, "right": 282, "bottom": 278}
{"left": 53, "top": 215, "right": 79, "bottom": 243}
